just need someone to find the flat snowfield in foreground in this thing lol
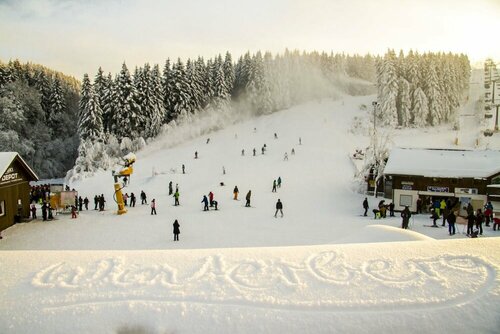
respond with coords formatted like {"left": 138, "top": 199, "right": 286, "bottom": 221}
{"left": 0, "top": 239, "right": 499, "bottom": 333}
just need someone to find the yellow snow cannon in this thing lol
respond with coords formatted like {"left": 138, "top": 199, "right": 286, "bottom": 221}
{"left": 112, "top": 153, "right": 136, "bottom": 215}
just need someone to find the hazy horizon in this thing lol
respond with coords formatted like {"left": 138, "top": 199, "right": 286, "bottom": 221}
{"left": 1, "top": 0, "right": 499, "bottom": 78}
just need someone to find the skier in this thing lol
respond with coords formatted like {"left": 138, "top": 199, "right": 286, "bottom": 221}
{"left": 447, "top": 210, "right": 456, "bottom": 235}
{"left": 130, "top": 193, "right": 136, "bottom": 207}
{"left": 141, "top": 191, "right": 147, "bottom": 205}
{"left": 206, "top": 138, "right": 210, "bottom": 144}
{"left": 253, "top": 148, "right": 256, "bottom": 156}
{"left": 274, "top": 199, "right": 283, "bottom": 218}
{"left": 202, "top": 195, "right": 209, "bottom": 211}
{"left": 299, "top": 137, "right": 302, "bottom": 145}
{"left": 401, "top": 206, "right": 411, "bottom": 229}
{"left": 223, "top": 166, "right": 226, "bottom": 175}
{"left": 169, "top": 181, "right": 173, "bottom": 195}
{"left": 94, "top": 195, "right": 99, "bottom": 210}
{"left": 284, "top": 152, "right": 288, "bottom": 161}
{"left": 182, "top": 164, "right": 185, "bottom": 174}
{"left": 173, "top": 219, "right": 180, "bottom": 241}
{"left": 241, "top": 149, "right": 245, "bottom": 156}
{"left": 209, "top": 191, "right": 214, "bottom": 207}
{"left": 245, "top": 190, "right": 251, "bottom": 207}
{"left": 363, "top": 197, "right": 369, "bottom": 216}
{"left": 78, "top": 196, "right": 83, "bottom": 211}
{"left": 291, "top": 148, "right": 295, "bottom": 155}
{"left": 30, "top": 203, "right": 36, "bottom": 219}
{"left": 151, "top": 199, "right": 157, "bottom": 215}
{"left": 274, "top": 133, "right": 278, "bottom": 139}
{"left": 430, "top": 209, "right": 439, "bottom": 227}
{"left": 262, "top": 146, "right": 265, "bottom": 155}
{"left": 176, "top": 183, "right": 179, "bottom": 193}
{"left": 272, "top": 180, "right": 277, "bottom": 193}
{"left": 277, "top": 176, "right": 282, "bottom": 188}
{"left": 233, "top": 186, "right": 239, "bottom": 200}
{"left": 195, "top": 151, "right": 198, "bottom": 159}
{"left": 174, "top": 190, "right": 180, "bottom": 206}
{"left": 83, "top": 197, "right": 89, "bottom": 210}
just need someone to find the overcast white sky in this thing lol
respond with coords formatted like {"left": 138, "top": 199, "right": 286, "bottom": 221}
{"left": 1, "top": 0, "right": 499, "bottom": 78}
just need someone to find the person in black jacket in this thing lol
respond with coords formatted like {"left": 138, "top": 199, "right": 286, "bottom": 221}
{"left": 401, "top": 206, "right": 411, "bottom": 229}
{"left": 475, "top": 209, "right": 484, "bottom": 235}
{"left": 274, "top": 199, "right": 283, "bottom": 218}
{"left": 201, "top": 195, "right": 209, "bottom": 211}
{"left": 447, "top": 211, "right": 456, "bottom": 235}
{"left": 389, "top": 202, "right": 395, "bottom": 217}
{"left": 467, "top": 212, "right": 475, "bottom": 236}
{"left": 173, "top": 219, "right": 180, "bottom": 241}
{"left": 430, "top": 209, "right": 439, "bottom": 227}
{"left": 363, "top": 198, "right": 369, "bottom": 216}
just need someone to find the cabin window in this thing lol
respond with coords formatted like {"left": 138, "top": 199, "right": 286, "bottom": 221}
{"left": 0, "top": 200, "right": 5, "bottom": 217}
{"left": 400, "top": 194, "right": 412, "bottom": 207}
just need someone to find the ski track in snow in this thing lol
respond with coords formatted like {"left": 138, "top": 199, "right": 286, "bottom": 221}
{"left": 28, "top": 251, "right": 497, "bottom": 313}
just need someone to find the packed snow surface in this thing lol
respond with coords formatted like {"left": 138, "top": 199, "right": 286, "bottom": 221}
{"left": 1, "top": 81, "right": 499, "bottom": 333}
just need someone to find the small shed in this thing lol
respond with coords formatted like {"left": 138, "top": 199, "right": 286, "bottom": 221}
{"left": 383, "top": 148, "right": 500, "bottom": 213}
{"left": 0, "top": 152, "right": 39, "bottom": 231}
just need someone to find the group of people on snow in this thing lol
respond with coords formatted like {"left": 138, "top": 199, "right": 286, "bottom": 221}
{"left": 363, "top": 196, "right": 497, "bottom": 237}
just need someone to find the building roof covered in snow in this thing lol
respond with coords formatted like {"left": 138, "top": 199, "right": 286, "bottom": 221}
{"left": 0, "top": 152, "right": 39, "bottom": 181}
{"left": 383, "top": 148, "right": 500, "bottom": 178}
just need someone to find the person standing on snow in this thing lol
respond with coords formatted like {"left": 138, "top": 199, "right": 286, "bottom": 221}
{"left": 94, "top": 195, "right": 99, "bottom": 210}
{"left": 363, "top": 197, "right": 369, "bottom": 216}
{"left": 253, "top": 148, "right": 256, "bottom": 156}
{"left": 275, "top": 199, "right": 283, "bottom": 218}
{"left": 182, "top": 164, "right": 185, "bottom": 174}
{"left": 475, "top": 209, "right": 484, "bottom": 235}
{"left": 84, "top": 197, "right": 89, "bottom": 210}
{"left": 174, "top": 190, "right": 180, "bottom": 206}
{"left": 209, "top": 191, "right": 215, "bottom": 207}
{"left": 245, "top": 190, "right": 251, "bottom": 207}
{"left": 202, "top": 195, "right": 209, "bottom": 211}
{"left": 173, "top": 219, "right": 180, "bottom": 241}
{"left": 141, "top": 191, "right": 147, "bottom": 205}
{"left": 233, "top": 186, "right": 239, "bottom": 200}
{"left": 467, "top": 211, "right": 475, "bottom": 236}
{"left": 241, "top": 149, "right": 245, "bottom": 156}
{"left": 151, "top": 199, "right": 157, "bottom": 215}
{"left": 447, "top": 210, "right": 456, "bottom": 235}
{"left": 401, "top": 206, "right": 411, "bottom": 229}
{"left": 130, "top": 193, "right": 136, "bottom": 207}
{"left": 169, "top": 181, "right": 173, "bottom": 195}
{"left": 30, "top": 203, "right": 37, "bottom": 219}
{"left": 389, "top": 202, "right": 395, "bottom": 217}
{"left": 430, "top": 209, "right": 439, "bottom": 227}
{"left": 272, "top": 180, "right": 277, "bottom": 193}
{"left": 195, "top": 151, "right": 198, "bottom": 159}
{"left": 277, "top": 177, "right": 282, "bottom": 188}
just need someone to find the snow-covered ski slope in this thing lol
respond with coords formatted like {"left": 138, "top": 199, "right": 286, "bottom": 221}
{"left": 1, "top": 81, "right": 499, "bottom": 333}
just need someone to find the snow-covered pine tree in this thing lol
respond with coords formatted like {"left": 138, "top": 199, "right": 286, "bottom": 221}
{"left": 162, "top": 59, "right": 173, "bottom": 122}
{"left": 412, "top": 86, "right": 428, "bottom": 127}
{"left": 79, "top": 74, "right": 91, "bottom": 123}
{"left": 397, "top": 77, "right": 411, "bottom": 127}
{"left": 377, "top": 50, "right": 399, "bottom": 126}
{"left": 168, "top": 58, "right": 191, "bottom": 121}
{"left": 211, "top": 55, "right": 230, "bottom": 109}
{"left": 47, "top": 77, "right": 66, "bottom": 132}
{"left": 78, "top": 84, "right": 104, "bottom": 141}
{"left": 101, "top": 73, "right": 115, "bottom": 135}
{"left": 93, "top": 67, "right": 106, "bottom": 110}
{"left": 424, "top": 58, "right": 443, "bottom": 125}
{"left": 223, "top": 51, "right": 235, "bottom": 96}
{"left": 149, "top": 64, "right": 166, "bottom": 137}
{"left": 112, "top": 63, "right": 143, "bottom": 139}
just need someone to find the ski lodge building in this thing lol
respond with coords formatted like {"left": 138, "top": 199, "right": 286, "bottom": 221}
{"left": 383, "top": 148, "right": 500, "bottom": 215}
{"left": 0, "top": 152, "right": 39, "bottom": 232}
